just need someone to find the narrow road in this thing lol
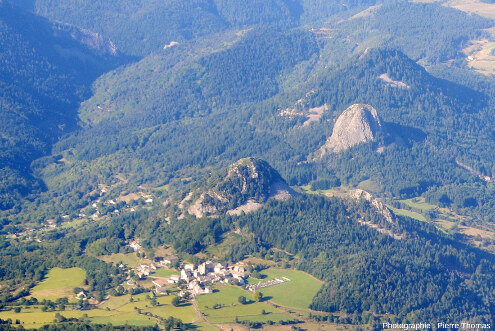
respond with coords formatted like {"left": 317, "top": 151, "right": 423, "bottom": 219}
{"left": 191, "top": 297, "right": 221, "bottom": 330}
{"left": 191, "top": 297, "right": 202, "bottom": 323}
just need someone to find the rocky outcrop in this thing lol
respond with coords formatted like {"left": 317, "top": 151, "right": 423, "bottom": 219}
{"left": 351, "top": 189, "right": 404, "bottom": 239}
{"left": 187, "top": 193, "right": 219, "bottom": 218}
{"left": 351, "top": 189, "right": 395, "bottom": 225}
{"left": 53, "top": 23, "right": 118, "bottom": 56}
{"left": 318, "top": 104, "right": 385, "bottom": 155}
{"left": 182, "top": 158, "right": 297, "bottom": 218}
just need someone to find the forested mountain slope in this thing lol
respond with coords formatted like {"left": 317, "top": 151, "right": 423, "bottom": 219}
{"left": 0, "top": 1, "right": 126, "bottom": 210}
{"left": 4, "top": 0, "right": 493, "bottom": 218}
{"left": 18, "top": 0, "right": 390, "bottom": 56}
{"left": 235, "top": 195, "right": 495, "bottom": 322}
{"left": 6, "top": 158, "right": 491, "bottom": 323}
{"left": 44, "top": 158, "right": 493, "bottom": 323}
{"left": 12, "top": 29, "right": 495, "bottom": 228}
{"left": 331, "top": 1, "right": 492, "bottom": 63}
{"left": 301, "top": 48, "right": 495, "bottom": 222}
{"left": 7, "top": 28, "right": 320, "bottom": 221}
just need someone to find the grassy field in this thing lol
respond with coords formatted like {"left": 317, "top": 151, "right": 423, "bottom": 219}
{"left": 388, "top": 206, "right": 427, "bottom": 222}
{"left": 263, "top": 322, "right": 351, "bottom": 331}
{"left": 31, "top": 267, "right": 86, "bottom": 300}
{"left": 145, "top": 303, "right": 196, "bottom": 323}
{"left": 103, "top": 293, "right": 197, "bottom": 322}
{"left": 298, "top": 185, "right": 339, "bottom": 195}
{"left": 399, "top": 197, "right": 436, "bottom": 212}
{"left": 5, "top": 291, "right": 198, "bottom": 328}
{"left": 99, "top": 296, "right": 127, "bottom": 310}
{"left": 357, "top": 179, "right": 383, "bottom": 194}
{"left": 152, "top": 268, "right": 179, "bottom": 278}
{"left": 99, "top": 253, "right": 141, "bottom": 267}
{"left": 60, "top": 218, "right": 88, "bottom": 229}
{"left": 0, "top": 307, "right": 120, "bottom": 329}
{"left": 447, "top": 0, "right": 495, "bottom": 19}
{"left": 194, "top": 322, "right": 221, "bottom": 330}
{"left": 254, "top": 269, "right": 323, "bottom": 309}
{"left": 196, "top": 284, "right": 293, "bottom": 324}
{"left": 90, "top": 313, "right": 156, "bottom": 326}
{"left": 12, "top": 267, "right": 330, "bottom": 329}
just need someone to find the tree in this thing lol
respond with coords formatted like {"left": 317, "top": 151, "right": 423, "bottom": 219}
{"left": 253, "top": 291, "right": 263, "bottom": 302}
{"left": 54, "top": 313, "right": 66, "bottom": 323}
{"left": 150, "top": 297, "right": 157, "bottom": 306}
{"left": 171, "top": 296, "right": 181, "bottom": 307}
{"left": 238, "top": 296, "right": 247, "bottom": 305}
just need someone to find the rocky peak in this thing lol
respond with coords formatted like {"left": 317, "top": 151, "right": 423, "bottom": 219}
{"left": 318, "top": 104, "right": 385, "bottom": 156}
{"left": 225, "top": 157, "right": 282, "bottom": 195}
{"left": 182, "top": 158, "right": 297, "bottom": 218}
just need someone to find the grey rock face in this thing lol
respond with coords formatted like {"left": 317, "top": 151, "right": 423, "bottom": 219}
{"left": 319, "top": 104, "right": 384, "bottom": 155}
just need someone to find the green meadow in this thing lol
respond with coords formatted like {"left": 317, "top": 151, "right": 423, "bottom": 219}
{"left": 5, "top": 291, "right": 197, "bottom": 328}
{"left": 30, "top": 267, "right": 86, "bottom": 300}
{"left": 399, "top": 197, "right": 436, "bottom": 212}
{"left": 12, "top": 266, "right": 323, "bottom": 328}
{"left": 152, "top": 268, "right": 179, "bottom": 278}
{"left": 98, "top": 252, "right": 141, "bottom": 267}
{"left": 388, "top": 205, "right": 427, "bottom": 222}
{"left": 196, "top": 284, "right": 293, "bottom": 324}
{"left": 255, "top": 269, "right": 323, "bottom": 309}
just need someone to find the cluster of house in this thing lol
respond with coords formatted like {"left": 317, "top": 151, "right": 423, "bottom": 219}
{"left": 151, "top": 261, "right": 247, "bottom": 297}
{"left": 129, "top": 240, "right": 142, "bottom": 252}
{"left": 180, "top": 261, "right": 246, "bottom": 296}
{"left": 123, "top": 254, "right": 250, "bottom": 298}
{"left": 126, "top": 255, "right": 178, "bottom": 281}
{"left": 136, "top": 263, "right": 156, "bottom": 278}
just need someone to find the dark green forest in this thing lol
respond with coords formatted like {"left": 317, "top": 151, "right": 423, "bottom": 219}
{"left": 235, "top": 196, "right": 495, "bottom": 322}
{"left": 0, "top": 0, "right": 127, "bottom": 210}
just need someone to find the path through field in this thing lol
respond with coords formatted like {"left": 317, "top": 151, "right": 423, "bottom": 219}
{"left": 192, "top": 298, "right": 221, "bottom": 329}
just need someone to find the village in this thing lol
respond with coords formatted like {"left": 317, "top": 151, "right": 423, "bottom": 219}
{"left": 133, "top": 255, "right": 248, "bottom": 298}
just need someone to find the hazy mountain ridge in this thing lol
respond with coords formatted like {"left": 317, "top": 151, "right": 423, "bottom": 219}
{"left": 5, "top": 2, "right": 492, "bottom": 219}
{"left": 0, "top": 1, "right": 127, "bottom": 209}
{"left": 18, "top": 0, "right": 387, "bottom": 56}
{"left": 15, "top": 47, "right": 495, "bottom": 226}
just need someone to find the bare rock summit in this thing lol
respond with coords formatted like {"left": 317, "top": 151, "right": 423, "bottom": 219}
{"left": 319, "top": 104, "right": 385, "bottom": 155}
{"left": 181, "top": 157, "right": 297, "bottom": 218}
